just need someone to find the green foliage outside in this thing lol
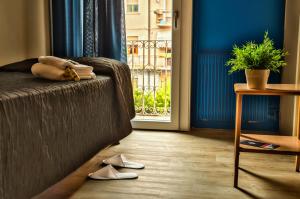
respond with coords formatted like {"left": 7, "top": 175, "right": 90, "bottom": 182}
{"left": 134, "top": 80, "right": 171, "bottom": 114}
{"left": 226, "top": 32, "right": 288, "bottom": 74}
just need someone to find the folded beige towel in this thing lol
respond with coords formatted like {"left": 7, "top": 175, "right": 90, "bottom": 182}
{"left": 32, "top": 63, "right": 96, "bottom": 81}
{"left": 31, "top": 63, "right": 70, "bottom": 81}
{"left": 79, "top": 72, "right": 96, "bottom": 80}
{"left": 38, "top": 56, "right": 78, "bottom": 70}
{"left": 33, "top": 56, "right": 96, "bottom": 81}
{"left": 39, "top": 56, "right": 93, "bottom": 72}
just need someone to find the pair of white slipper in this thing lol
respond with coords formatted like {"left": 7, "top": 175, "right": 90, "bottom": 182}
{"left": 88, "top": 154, "right": 144, "bottom": 180}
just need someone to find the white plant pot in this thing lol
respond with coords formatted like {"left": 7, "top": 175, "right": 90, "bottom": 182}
{"left": 245, "top": 69, "right": 270, "bottom": 90}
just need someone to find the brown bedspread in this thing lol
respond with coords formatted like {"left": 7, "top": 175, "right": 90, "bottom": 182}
{"left": 74, "top": 57, "right": 136, "bottom": 132}
{"left": 0, "top": 57, "right": 135, "bottom": 199}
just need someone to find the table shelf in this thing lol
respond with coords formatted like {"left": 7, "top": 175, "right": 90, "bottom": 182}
{"left": 234, "top": 83, "right": 300, "bottom": 96}
{"left": 240, "top": 134, "right": 300, "bottom": 155}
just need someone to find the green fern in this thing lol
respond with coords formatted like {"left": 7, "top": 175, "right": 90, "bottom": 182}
{"left": 226, "top": 32, "right": 288, "bottom": 74}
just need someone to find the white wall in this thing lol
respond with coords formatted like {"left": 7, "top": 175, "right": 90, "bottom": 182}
{"left": 0, "top": 0, "right": 28, "bottom": 65}
{"left": 26, "top": 0, "right": 51, "bottom": 58}
{"left": 280, "top": 0, "right": 300, "bottom": 135}
{"left": 0, "top": 0, "right": 50, "bottom": 66}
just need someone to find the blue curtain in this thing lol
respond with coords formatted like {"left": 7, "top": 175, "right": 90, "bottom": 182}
{"left": 52, "top": 0, "right": 127, "bottom": 62}
{"left": 52, "top": 0, "right": 83, "bottom": 57}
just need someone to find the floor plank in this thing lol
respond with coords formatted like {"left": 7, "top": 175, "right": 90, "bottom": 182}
{"left": 36, "top": 129, "right": 300, "bottom": 199}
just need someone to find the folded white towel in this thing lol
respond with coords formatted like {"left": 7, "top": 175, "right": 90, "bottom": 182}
{"left": 38, "top": 56, "right": 75, "bottom": 70}
{"left": 34, "top": 56, "right": 96, "bottom": 81}
{"left": 31, "top": 63, "right": 69, "bottom": 81}
{"left": 72, "top": 64, "right": 94, "bottom": 74}
{"left": 38, "top": 56, "right": 93, "bottom": 72}
{"left": 80, "top": 73, "right": 96, "bottom": 80}
{"left": 32, "top": 63, "right": 96, "bottom": 81}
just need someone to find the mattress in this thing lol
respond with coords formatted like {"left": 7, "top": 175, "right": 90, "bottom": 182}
{"left": 0, "top": 58, "right": 135, "bottom": 199}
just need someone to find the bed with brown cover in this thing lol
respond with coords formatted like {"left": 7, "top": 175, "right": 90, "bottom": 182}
{"left": 0, "top": 57, "right": 135, "bottom": 199}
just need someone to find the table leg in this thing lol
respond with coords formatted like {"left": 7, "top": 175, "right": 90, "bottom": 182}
{"left": 296, "top": 97, "right": 300, "bottom": 172}
{"left": 234, "top": 94, "right": 243, "bottom": 188}
{"left": 296, "top": 157, "right": 300, "bottom": 172}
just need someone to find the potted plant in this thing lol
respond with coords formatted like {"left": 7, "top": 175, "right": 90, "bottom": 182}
{"left": 226, "top": 32, "right": 288, "bottom": 89}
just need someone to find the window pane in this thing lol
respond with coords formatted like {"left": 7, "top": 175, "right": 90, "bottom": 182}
{"left": 127, "top": 4, "right": 138, "bottom": 13}
{"left": 126, "top": 0, "right": 138, "bottom": 13}
{"left": 133, "top": 5, "right": 139, "bottom": 12}
{"left": 127, "top": 5, "right": 133, "bottom": 12}
{"left": 127, "top": 0, "right": 138, "bottom": 4}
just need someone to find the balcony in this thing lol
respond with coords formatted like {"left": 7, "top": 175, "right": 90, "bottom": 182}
{"left": 127, "top": 40, "right": 172, "bottom": 120}
{"left": 154, "top": 9, "right": 172, "bottom": 28}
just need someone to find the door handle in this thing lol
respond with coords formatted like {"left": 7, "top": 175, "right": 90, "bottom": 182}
{"left": 173, "top": 10, "right": 179, "bottom": 29}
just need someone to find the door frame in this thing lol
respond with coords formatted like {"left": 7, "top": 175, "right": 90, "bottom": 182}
{"left": 131, "top": 0, "right": 193, "bottom": 131}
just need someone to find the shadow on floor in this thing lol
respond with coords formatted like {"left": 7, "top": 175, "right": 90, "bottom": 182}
{"left": 239, "top": 167, "right": 300, "bottom": 197}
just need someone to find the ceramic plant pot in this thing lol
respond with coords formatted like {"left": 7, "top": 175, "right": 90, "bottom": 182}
{"left": 245, "top": 69, "right": 270, "bottom": 90}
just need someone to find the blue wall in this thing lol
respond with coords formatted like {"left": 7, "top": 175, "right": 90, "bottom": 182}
{"left": 191, "top": 0, "right": 285, "bottom": 131}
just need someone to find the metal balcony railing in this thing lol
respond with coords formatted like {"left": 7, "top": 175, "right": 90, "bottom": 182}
{"left": 127, "top": 40, "right": 172, "bottom": 117}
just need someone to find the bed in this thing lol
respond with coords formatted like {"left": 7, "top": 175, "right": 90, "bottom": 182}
{"left": 0, "top": 58, "right": 135, "bottom": 199}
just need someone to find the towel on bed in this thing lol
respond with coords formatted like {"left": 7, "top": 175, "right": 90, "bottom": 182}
{"left": 31, "top": 63, "right": 71, "bottom": 81}
{"left": 32, "top": 56, "right": 96, "bottom": 81}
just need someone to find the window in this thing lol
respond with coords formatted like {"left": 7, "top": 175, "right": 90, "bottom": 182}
{"left": 128, "top": 45, "right": 139, "bottom": 55}
{"left": 127, "top": 0, "right": 139, "bottom": 13}
{"left": 127, "top": 36, "right": 139, "bottom": 55}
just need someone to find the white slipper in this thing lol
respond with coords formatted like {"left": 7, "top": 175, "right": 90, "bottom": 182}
{"left": 88, "top": 165, "right": 138, "bottom": 180}
{"left": 102, "top": 154, "right": 145, "bottom": 169}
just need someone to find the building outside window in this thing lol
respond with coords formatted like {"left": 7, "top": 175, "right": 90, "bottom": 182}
{"left": 126, "top": 0, "right": 139, "bottom": 13}
{"left": 126, "top": 0, "right": 173, "bottom": 118}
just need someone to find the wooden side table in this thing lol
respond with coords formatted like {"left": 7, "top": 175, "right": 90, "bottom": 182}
{"left": 234, "top": 83, "right": 300, "bottom": 187}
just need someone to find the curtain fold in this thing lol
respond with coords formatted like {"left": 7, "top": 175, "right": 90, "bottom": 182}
{"left": 95, "top": 0, "right": 127, "bottom": 62}
{"left": 52, "top": 0, "right": 127, "bottom": 62}
{"left": 83, "top": 0, "right": 95, "bottom": 57}
{"left": 52, "top": 0, "right": 83, "bottom": 57}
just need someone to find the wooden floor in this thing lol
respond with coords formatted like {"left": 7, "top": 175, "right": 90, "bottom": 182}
{"left": 36, "top": 129, "right": 300, "bottom": 199}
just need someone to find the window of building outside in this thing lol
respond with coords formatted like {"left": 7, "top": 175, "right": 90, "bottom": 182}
{"left": 127, "top": 36, "right": 139, "bottom": 55}
{"left": 127, "top": 0, "right": 139, "bottom": 13}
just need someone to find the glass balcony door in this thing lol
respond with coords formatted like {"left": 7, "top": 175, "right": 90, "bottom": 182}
{"left": 125, "top": 0, "right": 181, "bottom": 130}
